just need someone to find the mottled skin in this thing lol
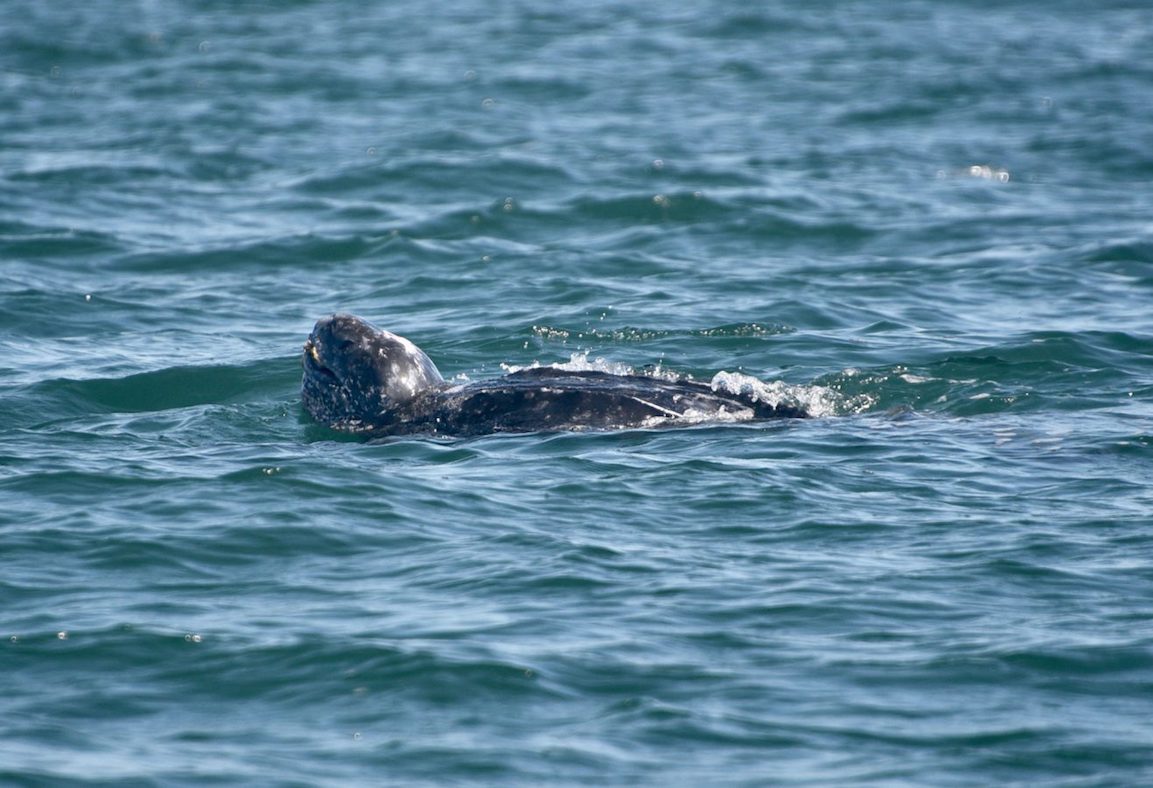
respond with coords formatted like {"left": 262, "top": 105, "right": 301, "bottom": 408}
{"left": 302, "top": 314, "right": 806, "bottom": 437}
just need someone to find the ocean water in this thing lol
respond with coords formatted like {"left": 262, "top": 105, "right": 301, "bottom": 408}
{"left": 3, "top": 0, "right": 1153, "bottom": 784}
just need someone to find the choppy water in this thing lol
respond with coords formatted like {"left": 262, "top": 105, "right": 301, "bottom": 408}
{"left": 4, "top": 1, "right": 1153, "bottom": 784}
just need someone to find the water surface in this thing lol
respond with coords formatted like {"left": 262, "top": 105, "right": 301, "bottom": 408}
{"left": 3, "top": 1, "right": 1153, "bottom": 784}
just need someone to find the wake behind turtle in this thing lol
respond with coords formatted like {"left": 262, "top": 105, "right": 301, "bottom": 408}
{"left": 301, "top": 314, "right": 808, "bottom": 438}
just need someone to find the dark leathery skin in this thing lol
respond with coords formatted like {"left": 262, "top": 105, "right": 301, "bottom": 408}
{"left": 302, "top": 314, "right": 807, "bottom": 437}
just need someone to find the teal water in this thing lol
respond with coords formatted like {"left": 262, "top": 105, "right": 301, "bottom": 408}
{"left": 4, "top": 1, "right": 1153, "bottom": 784}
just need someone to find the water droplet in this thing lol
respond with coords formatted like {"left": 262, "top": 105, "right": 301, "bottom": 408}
{"left": 84, "top": 293, "right": 92, "bottom": 301}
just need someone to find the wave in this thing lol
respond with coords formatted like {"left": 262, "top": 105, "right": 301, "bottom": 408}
{"left": 5, "top": 357, "right": 298, "bottom": 430}
{"left": 289, "top": 153, "right": 579, "bottom": 199}
{"left": 530, "top": 322, "right": 793, "bottom": 343}
{"left": 815, "top": 330, "right": 1153, "bottom": 417}
{"left": 0, "top": 225, "right": 125, "bottom": 259}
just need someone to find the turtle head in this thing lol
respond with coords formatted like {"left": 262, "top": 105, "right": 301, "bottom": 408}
{"left": 302, "top": 314, "right": 444, "bottom": 431}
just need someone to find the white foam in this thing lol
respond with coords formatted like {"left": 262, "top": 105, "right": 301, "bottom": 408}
{"left": 710, "top": 370, "right": 846, "bottom": 418}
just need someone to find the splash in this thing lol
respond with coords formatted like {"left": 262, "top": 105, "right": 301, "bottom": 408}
{"left": 710, "top": 370, "right": 846, "bottom": 418}
{"left": 502, "top": 352, "right": 681, "bottom": 381}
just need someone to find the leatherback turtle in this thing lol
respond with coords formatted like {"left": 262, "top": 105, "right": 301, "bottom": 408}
{"left": 301, "top": 314, "right": 807, "bottom": 437}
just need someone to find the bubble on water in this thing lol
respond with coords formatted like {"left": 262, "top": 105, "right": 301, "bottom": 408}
{"left": 964, "top": 164, "right": 1010, "bottom": 182}
{"left": 185, "top": 633, "right": 202, "bottom": 643}
{"left": 532, "top": 325, "right": 571, "bottom": 340}
{"left": 57, "top": 631, "right": 68, "bottom": 640}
